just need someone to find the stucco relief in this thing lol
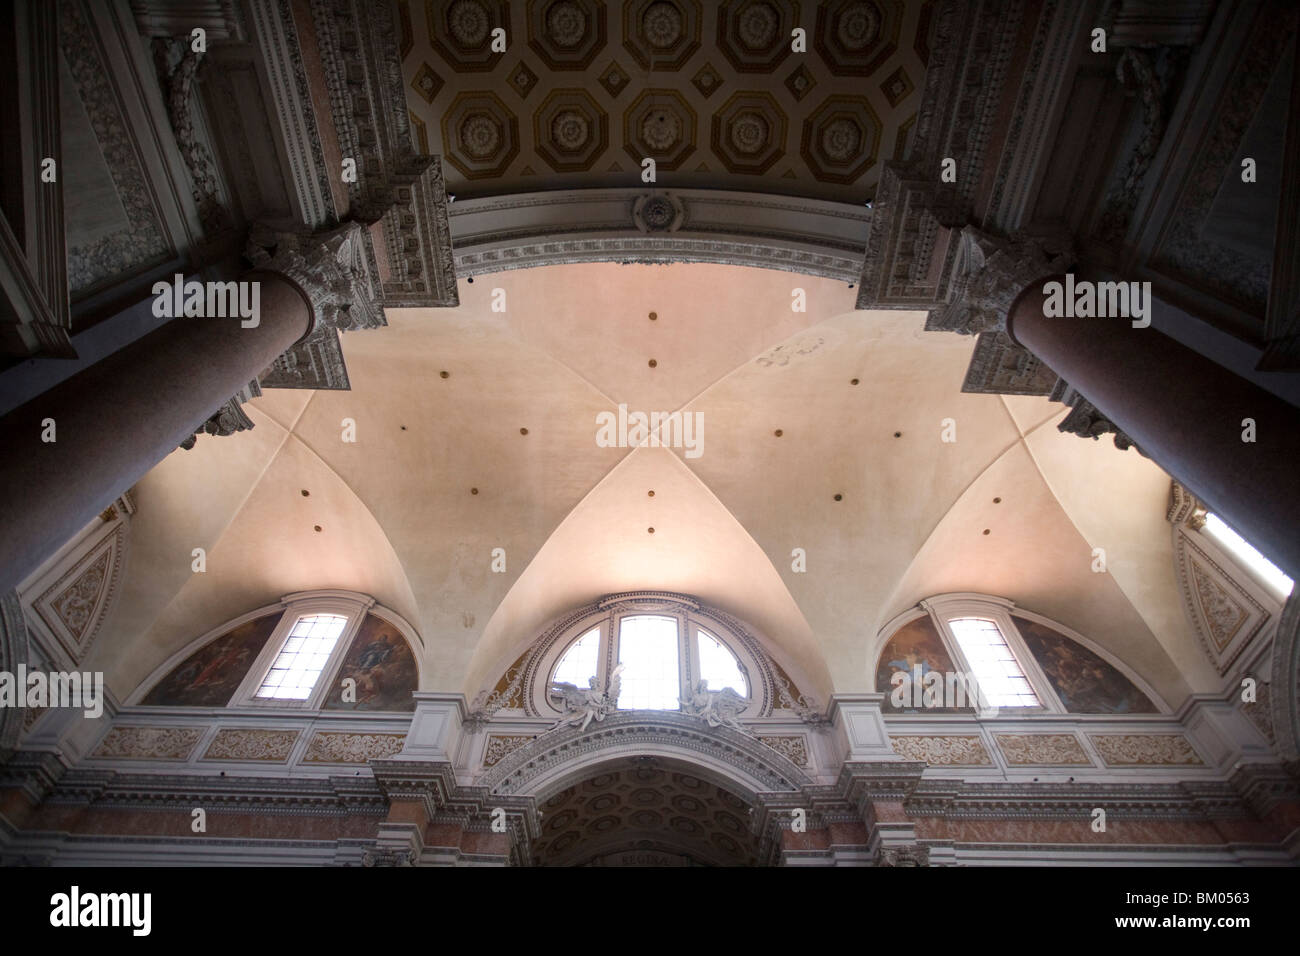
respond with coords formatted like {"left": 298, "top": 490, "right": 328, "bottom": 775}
{"left": 890, "top": 734, "right": 991, "bottom": 766}
{"left": 202, "top": 729, "right": 300, "bottom": 762}
{"left": 303, "top": 731, "right": 407, "bottom": 763}
{"left": 758, "top": 735, "right": 809, "bottom": 767}
{"left": 92, "top": 727, "right": 205, "bottom": 761}
{"left": 994, "top": 733, "right": 1092, "bottom": 766}
{"left": 1088, "top": 734, "right": 1203, "bottom": 767}
{"left": 483, "top": 734, "right": 536, "bottom": 767}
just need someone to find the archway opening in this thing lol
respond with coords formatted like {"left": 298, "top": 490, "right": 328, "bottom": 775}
{"left": 529, "top": 756, "right": 761, "bottom": 866}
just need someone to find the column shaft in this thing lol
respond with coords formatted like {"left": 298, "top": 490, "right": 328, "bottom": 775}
{"left": 0, "top": 274, "right": 310, "bottom": 594}
{"left": 1008, "top": 280, "right": 1300, "bottom": 577}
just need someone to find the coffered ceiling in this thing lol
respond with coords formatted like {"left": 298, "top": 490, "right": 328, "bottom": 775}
{"left": 531, "top": 759, "right": 760, "bottom": 865}
{"left": 399, "top": 0, "right": 934, "bottom": 201}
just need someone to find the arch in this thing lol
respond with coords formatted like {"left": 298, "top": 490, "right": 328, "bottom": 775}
{"left": 875, "top": 593, "right": 1170, "bottom": 715}
{"left": 481, "top": 710, "right": 811, "bottom": 801}
{"left": 128, "top": 590, "right": 428, "bottom": 705}
{"left": 472, "top": 591, "right": 822, "bottom": 722}
{"left": 525, "top": 753, "right": 766, "bottom": 867}
{"left": 1270, "top": 592, "right": 1300, "bottom": 762}
{"left": 449, "top": 189, "right": 869, "bottom": 282}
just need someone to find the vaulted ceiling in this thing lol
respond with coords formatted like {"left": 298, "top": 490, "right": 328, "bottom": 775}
{"left": 99, "top": 263, "right": 1211, "bottom": 709}
{"left": 399, "top": 0, "right": 932, "bottom": 201}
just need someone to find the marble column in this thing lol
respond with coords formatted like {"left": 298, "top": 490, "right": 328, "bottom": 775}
{"left": 0, "top": 273, "right": 310, "bottom": 596}
{"left": 0, "top": 222, "right": 380, "bottom": 596}
{"left": 1007, "top": 278, "right": 1300, "bottom": 578}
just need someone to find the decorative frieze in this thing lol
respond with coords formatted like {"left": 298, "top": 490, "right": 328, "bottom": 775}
{"left": 994, "top": 733, "right": 1092, "bottom": 766}
{"left": 303, "top": 731, "right": 406, "bottom": 764}
{"left": 1088, "top": 734, "right": 1203, "bottom": 767}
{"left": 1095, "top": 47, "right": 1177, "bottom": 243}
{"left": 891, "top": 735, "right": 992, "bottom": 767}
{"left": 308, "top": 0, "right": 459, "bottom": 307}
{"left": 59, "top": 0, "right": 173, "bottom": 297}
{"left": 450, "top": 189, "right": 868, "bottom": 282}
{"left": 1, "top": 0, "right": 72, "bottom": 358}
{"left": 151, "top": 39, "right": 230, "bottom": 236}
{"left": 758, "top": 735, "right": 809, "bottom": 767}
{"left": 482, "top": 734, "right": 535, "bottom": 768}
{"left": 202, "top": 728, "right": 300, "bottom": 762}
{"left": 961, "top": 331, "right": 1059, "bottom": 396}
{"left": 246, "top": 0, "right": 333, "bottom": 227}
{"left": 91, "top": 726, "right": 205, "bottom": 761}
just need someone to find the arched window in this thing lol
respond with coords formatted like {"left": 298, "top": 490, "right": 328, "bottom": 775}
{"left": 617, "top": 615, "right": 681, "bottom": 710}
{"left": 1201, "top": 513, "right": 1293, "bottom": 598}
{"left": 876, "top": 593, "right": 1163, "bottom": 715}
{"left": 490, "top": 593, "right": 811, "bottom": 721}
{"left": 946, "top": 617, "right": 1039, "bottom": 708}
{"left": 133, "top": 590, "right": 423, "bottom": 711}
{"left": 697, "top": 629, "right": 748, "bottom": 697}
{"left": 552, "top": 627, "right": 600, "bottom": 688}
{"left": 255, "top": 613, "right": 349, "bottom": 700}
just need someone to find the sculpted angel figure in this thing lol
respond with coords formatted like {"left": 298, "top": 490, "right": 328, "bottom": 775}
{"left": 680, "top": 679, "right": 748, "bottom": 734}
{"left": 550, "top": 664, "right": 624, "bottom": 732}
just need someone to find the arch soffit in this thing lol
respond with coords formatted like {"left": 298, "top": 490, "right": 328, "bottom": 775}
{"left": 480, "top": 710, "right": 813, "bottom": 801}
{"left": 449, "top": 189, "right": 870, "bottom": 282}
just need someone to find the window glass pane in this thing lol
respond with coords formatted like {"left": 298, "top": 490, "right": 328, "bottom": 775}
{"left": 1203, "top": 513, "right": 1294, "bottom": 597}
{"left": 697, "top": 630, "right": 747, "bottom": 697}
{"left": 553, "top": 627, "right": 600, "bottom": 688}
{"left": 947, "top": 618, "right": 1040, "bottom": 708}
{"left": 255, "top": 613, "right": 348, "bottom": 700}
{"left": 617, "top": 615, "right": 680, "bottom": 710}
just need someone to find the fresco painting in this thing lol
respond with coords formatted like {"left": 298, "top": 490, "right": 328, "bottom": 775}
{"left": 876, "top": 615, "right": 972, "bottom": 713}
{"left": 322, "top": 613, "right": 418, "bottom": 712}
{"left": 141, "top": 613, "right": 282, "bottom": 707}
{"left": 1014, "top": 615, "right": 1157, "bottom": 714}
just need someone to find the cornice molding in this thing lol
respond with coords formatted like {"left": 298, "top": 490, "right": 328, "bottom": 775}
{"left": 450, "top": 188, "right": 868, "bottom": 282}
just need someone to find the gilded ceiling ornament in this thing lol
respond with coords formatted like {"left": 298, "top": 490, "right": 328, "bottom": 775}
{"left": 729, "top": 112, "right": 769, "bottom": 154}
{"left": 447, "top": 0, "right": 491, "bottom": 47}
{"left": 836, "top": 1, "right": 880, "bottom": 50}
{"left": 547, "top": 1, "right": 587, "bottom": 46}
{"left": 643, "top": 2, "right": 683, "bottom": 48}
{"left": 737, "top": 3, "right": 779, "bottom": 49}
{"left": 461, "top": 113, "right": 503, "bottom": 159}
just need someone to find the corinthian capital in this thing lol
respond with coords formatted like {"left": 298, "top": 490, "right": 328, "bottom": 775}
{"left": 244, "top": 221, "right": 384, "bottom": 336}
{"left": 928, "top": 226, "right": 1075, "bottom": 336}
